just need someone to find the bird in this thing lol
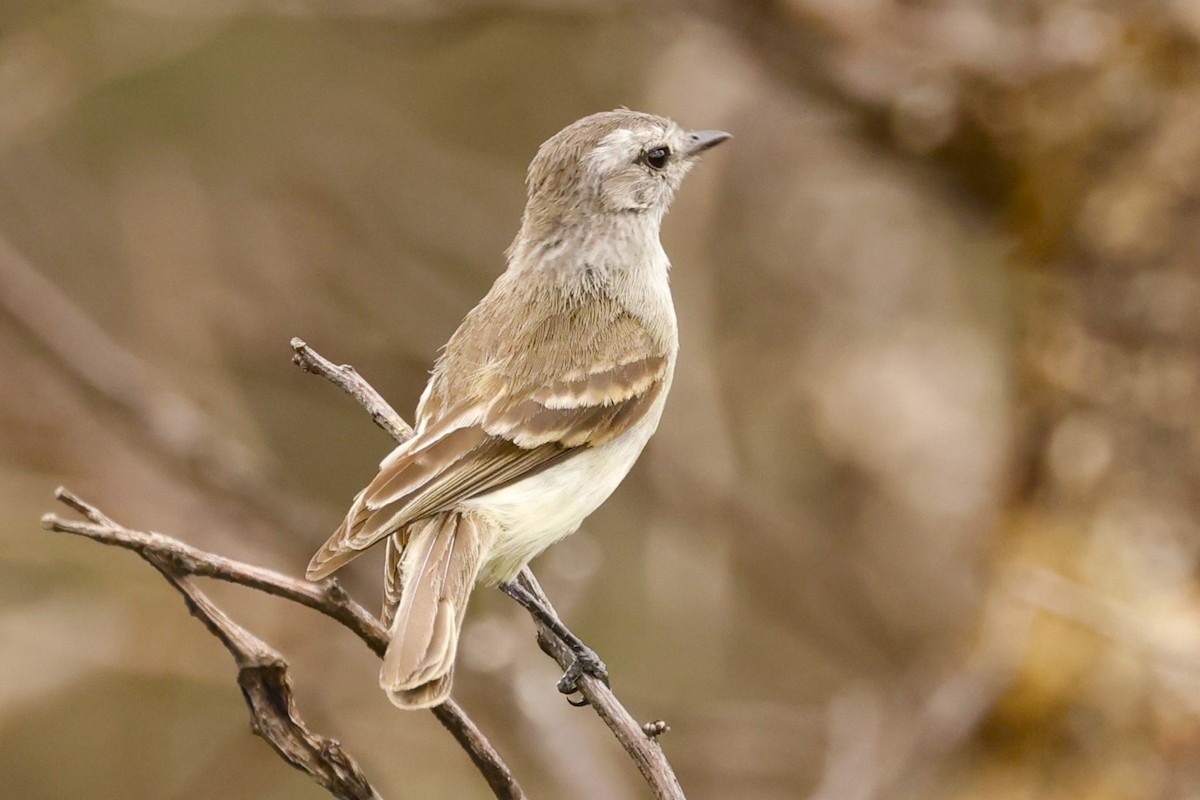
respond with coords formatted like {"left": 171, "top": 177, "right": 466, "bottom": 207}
{"left": 306, "top": 109, "right": 730, "bottom": 709}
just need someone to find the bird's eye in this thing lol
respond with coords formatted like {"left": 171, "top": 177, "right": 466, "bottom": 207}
{"left": 644, "top": 146, "right": 671, "bottom": 170}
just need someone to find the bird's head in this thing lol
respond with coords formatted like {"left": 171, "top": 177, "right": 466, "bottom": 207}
{"left": 524, "top": 109, "right": 730, "bottom": 223}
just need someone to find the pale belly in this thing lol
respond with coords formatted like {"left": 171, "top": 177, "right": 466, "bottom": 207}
{"left": 463, "top": 399, "right": 665, "bottom": 585}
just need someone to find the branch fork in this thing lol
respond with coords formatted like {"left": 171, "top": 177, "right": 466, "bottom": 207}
{"left": 40, "top": 338, "right": 685, "bottom": 800}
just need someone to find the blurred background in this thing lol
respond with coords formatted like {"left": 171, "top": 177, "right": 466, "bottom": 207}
{"left": 3, "top": 1, "right": 1200, "bottom": 798}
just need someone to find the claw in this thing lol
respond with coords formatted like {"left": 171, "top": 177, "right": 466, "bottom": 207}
{"left": 559, "top": 665, "right": 591, "bottom": 706}
{"left": 557, "top": 663, "right": 583, "bottom": 696}
{"left": 498, "top": 578, "right": 611, "bottom": 707}
{"left": 556, "top": 644, "right": 608, "bottom": 706}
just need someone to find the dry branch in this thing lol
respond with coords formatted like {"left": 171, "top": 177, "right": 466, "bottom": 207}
{"left": 9, "top": 240, "right": 520, "bottom": 797}
{"left": 291, "top": 337, "right": 414, "bottom": 443}
{"left": 515, "top": 570, "right": 686, "bottom": 800}
{"left": 42, "top": 488, "right": 524, "bottom": 800}
{"left": 31, "top": 300, "right": 684, "bottom": 796}
{"left": 157, "top": 569, "right": 383, "bottom": 800}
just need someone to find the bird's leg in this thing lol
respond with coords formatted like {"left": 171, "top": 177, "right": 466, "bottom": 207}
{"left": 499, "top": 579, "right": 609, "bottom": 705}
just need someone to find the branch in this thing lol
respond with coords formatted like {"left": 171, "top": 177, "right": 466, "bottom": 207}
{"left": 42, "top": 488, "right": 525, "bottom": 800}
{"left": 291, "top": 338, "right": 414, "bottom": 443}
{"left": 515, "top": 569, "right": 685, "bottom": 800}
{"left": 47, "top": 487, "right": 387, "bottom": 651}
{"left": 153, "top": 565, "right": 382, "bottom": 800}
{"left": 291, "top": 339, "right": 686, "bottom": 800}
{"left": 5, "top": 244, "right": 518, "bottom": 796}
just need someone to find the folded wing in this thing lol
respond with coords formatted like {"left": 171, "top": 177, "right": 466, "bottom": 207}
{"left": 305, "top": 353, "right": 668, "bottom": 580}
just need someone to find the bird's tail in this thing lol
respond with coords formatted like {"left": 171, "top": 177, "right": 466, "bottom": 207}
{"left": 381, "top": 511, "right": 494, "bottom": 709}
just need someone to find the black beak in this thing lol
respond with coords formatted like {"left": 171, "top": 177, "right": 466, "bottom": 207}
{"left": 684, "top": 129, "right": 732, "bottom": 157}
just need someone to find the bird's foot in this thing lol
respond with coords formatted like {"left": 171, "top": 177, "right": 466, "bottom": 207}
{"left": 557, "top": 643, "right": 608, "bottom": 705}
{"left": 499, "top": 576, "right": 610, "bottom": 706}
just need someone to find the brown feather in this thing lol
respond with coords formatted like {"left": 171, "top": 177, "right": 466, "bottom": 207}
{"left": 304, "top": 109, "right": 720, "bottom": 709}
{"left": 305, "top": 301, "right": 670, "bottom": 581}
{"left": 381, "top": 512, "right": 494, "bottom": 709}
{"left": 381, "top": 532, "right": 403, "bottom": 629}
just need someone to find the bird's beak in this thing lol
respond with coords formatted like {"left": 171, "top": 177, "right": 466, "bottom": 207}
{"left": 684, "top": 129, "right": 732, "bottom": 157}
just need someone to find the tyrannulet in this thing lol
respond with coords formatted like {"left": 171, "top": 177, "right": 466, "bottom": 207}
{"left": 307, "top": 109, "right": 730, "bottom": 709}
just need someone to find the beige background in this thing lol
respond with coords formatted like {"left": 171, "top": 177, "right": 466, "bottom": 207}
{"left": 3, "top": 2, "right": 1199, "bottom": 798}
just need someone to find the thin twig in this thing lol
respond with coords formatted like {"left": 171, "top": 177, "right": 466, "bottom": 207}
{"left": 516, "top": 570, "right": 686, "bottom": 800}
{"left": 41, "top": 488, "right": 526, "bottom": 800}
{"left": 6, "top": 243, "right": 516, "bottom": 797}
{"left": 45, "top": 487, "right": 388, "bottom": 653}
{"left": 292, "top": 340, "right": 687, "bottom": 800}
{"left": 291, "top": 338, "right": 414, "bottom": 443}
{"left": 153, "top": 563, "right": 384, "bottom": 800}
{"left": 43, "top": 493, "right": 382, "bottom": 800}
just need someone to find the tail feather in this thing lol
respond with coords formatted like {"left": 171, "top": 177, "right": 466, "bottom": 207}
{"left": 381, "top": 532, "right": 404, "bottom": 628}
{"left": 387, "top": 673, "right": 454, "bottom": 709}
{"left": 381, "top": 511, "right": 493, "bottom": 709}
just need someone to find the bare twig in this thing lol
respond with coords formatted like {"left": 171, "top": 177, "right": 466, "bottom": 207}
{"left": 45, "top": 487, "right": 388, "bottom": 652}
{"left": 292, "top": 340, "right": 687, "bottom": 800}
{"left": 154, "top": 565, "right": 383, "bottom": 800}
{"left": 291, "top": 338, "right": 414, "bottom": 443}
{"left": 6, "top": 243, "right": 517, "bottom": 796}
{"left": 516, "top": 570, "right": 686, "bottom": 800}
{"left": 42, "top": 488, "right": 525, "bottom": 800}
{"left": 43, "top": 492, "right": 381, "bottom": 800}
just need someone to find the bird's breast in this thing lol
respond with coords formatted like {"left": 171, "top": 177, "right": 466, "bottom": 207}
{"left": 464, "top": 387, "right": 670, "bottom": 585}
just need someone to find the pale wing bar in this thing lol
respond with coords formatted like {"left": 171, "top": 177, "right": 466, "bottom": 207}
{"left": 305, "top": 355, "right": 668, "bottom": 580}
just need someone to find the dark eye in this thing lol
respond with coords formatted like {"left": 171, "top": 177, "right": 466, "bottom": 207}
{"left": 644, "top": 146, "right": 670, "bottom": 170}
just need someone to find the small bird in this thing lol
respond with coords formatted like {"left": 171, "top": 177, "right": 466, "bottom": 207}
{"left": 307, "top": 109, "right": 730, "bottom": 709}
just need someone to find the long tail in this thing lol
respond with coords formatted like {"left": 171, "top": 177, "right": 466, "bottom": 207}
{"left": 381, "top": 511, "right": 494, "bottom": 709}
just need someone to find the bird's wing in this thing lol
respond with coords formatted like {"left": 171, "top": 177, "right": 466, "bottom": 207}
{"left": 305, "top": 350, "right": 670, "bottom": 580}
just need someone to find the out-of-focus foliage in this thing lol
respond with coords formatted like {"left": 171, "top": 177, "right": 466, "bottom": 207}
{"left": 2, "top": 1, "right": 1198, "bottom": 798}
